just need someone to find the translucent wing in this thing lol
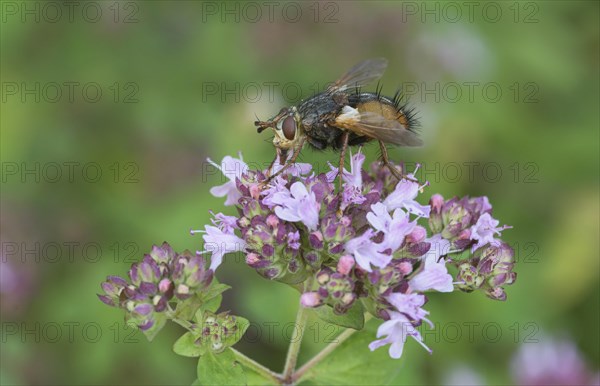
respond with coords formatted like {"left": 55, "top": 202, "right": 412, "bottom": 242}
{"left": 334, "top": 107, "right": 423, "bottom": 146}
{"left": 326, "top": 58, "right": 388, "bottom": 95}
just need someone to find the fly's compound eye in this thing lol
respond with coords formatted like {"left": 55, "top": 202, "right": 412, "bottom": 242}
{"left": 282, "top": 116, "right": 296, "bottom": 140}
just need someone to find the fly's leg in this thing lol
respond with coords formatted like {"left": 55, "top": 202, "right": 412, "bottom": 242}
{"left": 336, "top": 131, "right": 350, "bottom": 217}
{"left": 378, "top": 140, "right": 417, "bottom": 182}
{"left": 265, "top": 153, "right": 278, "bottom": 177}
{"left": 262, "top": 137, "right": 306, "bottom": 186}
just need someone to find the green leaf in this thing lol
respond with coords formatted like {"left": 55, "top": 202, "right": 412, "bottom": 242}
{"left": 175, "top": 280, "right": 230, "bottom": 322}
{"left": 196, "top": 348, "right": 246, "bottom": 386}
{"left": 202, "top": 281, "right": 231, "bottom": 303}
{"left": 174, "top": 294, "right": 204, "bottom": 321}
{"left": 298, "top": 319, "right": 403, "bottom": 385}
{"left": 222, "top": 316, "right": 250, "bottom": 348}
{"left": 313, "top": 301, "right": 365, "bottom": 330}
{"left": 202, "top": 293, "right": 223, "bottom": 313}
{"left": 173, "top": 332, "right": 206, "bottom": 357}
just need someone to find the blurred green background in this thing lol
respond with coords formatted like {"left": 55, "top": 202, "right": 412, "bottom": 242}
{"left": 1, "top": 1, "right": 598, "bottom": 384}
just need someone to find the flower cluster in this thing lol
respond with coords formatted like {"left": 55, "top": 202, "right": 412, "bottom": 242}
{"left": 197, "top": 152, "right": 517, "bottom": 359}
{"left": 98, "top": 243, "right": 213, "bottom": 336}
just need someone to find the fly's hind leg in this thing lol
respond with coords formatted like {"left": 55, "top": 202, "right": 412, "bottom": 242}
{"left": 378, "top": 140, "right": 417, "bottom": 182}
{"left": 336, "top": 131, "right": 350, "bottom": 217}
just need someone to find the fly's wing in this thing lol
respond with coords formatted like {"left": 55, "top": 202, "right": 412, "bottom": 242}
{"left": 326, "top": 58, "right": 388, "bottom": 95}
{"left": 334, "top": 106, "right": 423, "bottom": 146}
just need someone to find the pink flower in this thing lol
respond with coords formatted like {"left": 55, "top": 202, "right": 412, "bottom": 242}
{"left": 409, "top": 254, "right": 454, "bottom": 293}
{"left": 369, "top": 311, "right": 432, "bottom": 359}
{"left": 209, "top": 212, "right": 239, "bottom": 234}
{"left": 270, "top": 155, "right": 312, "bottom": 177}
{"left": 344, "top": 229, "right": 390, "bottom": 272}
{"left": 327, "top": 150, "right": 367, "bottom": 209}
{"left": 366, "top": 203, "right": 416, "bottom": 251}
{"left": 200, "top": 225, "right": 246, "bottom": 271}
{"left": 383, "top": 175, "right": 431, "bottom": 218}
{"left": 207, "top": 154, "right": 248, "bottom": 206}
{"left": 271, "top": 181, "right": 320, "bottom": 230}
{"left": 470, "top": 212, "right": 511, "bottom": 251}
{"left": 386, "top": 292, "right": 433, "bottom": 325}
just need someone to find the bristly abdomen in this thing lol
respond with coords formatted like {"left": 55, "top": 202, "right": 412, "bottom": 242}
{"left": 348, "top": 90, "right": 419, "bottom": 133}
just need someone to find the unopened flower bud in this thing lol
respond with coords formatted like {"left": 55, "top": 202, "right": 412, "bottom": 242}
{"left": 456, "top": 263, "right": 484, "bottom": 292}
{"left": 337, "top": 255, "right": 355, "bottom": 275}
{"left": 398, "top": 261, "right": 413, "bottom": 275}
{"left": 266, "top": 214, "right": 279, "bottom": 228}
{"left": 300, "top": 292, "right": 323, "bottom": 307}
{"left": 406, "top": 226, "right": 427, "bottom": 244}
{"left": 486, "top": 286, "right": 507, "bottom": 301}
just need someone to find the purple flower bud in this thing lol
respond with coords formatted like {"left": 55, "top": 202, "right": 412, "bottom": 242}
{"left": 316, "top": 269, "right": 331, "bottom": 285}
{"left": 304, "top": 251, "right": 322, "bottom": 269}
{"left": 262, "top": 244, "right": 275, "bottom": 257}
{"left": 139, "top": 282, "right": 157, "bottom": 295}
{"left": 430, "top": 194, "right": 444, "bottom": 212}
{"left": 97, "top": 294, "right": 115, "bottom": 307}
{"left": 309, "top": 231, "right": 324, "bottom": 250}
{"left": 134, "top": 303, "right": 153, "bottom": 315}
{"left": 263, "top": 268, "right": 280, "bottom": 279}
{"left": 138, "top": 319, "right": 154, "bottom": 331}
{"left": 129, "top": 263, "right": 140, "bottom": 285}
{"left": 406, "top": 226, "right": 427, "bottom": 244}
{"left": 398, "top": 262, "right": 413, "bottom": 275}
{"left": 486, "top": 286, "right": 507, "bottom": 301}
{"left": 149, "top": 242, "right": 175, "bottom": 264}
{"left": 300, "top": 292, "right": 322, "bottom": 307}
{"left": 266, "top": 214, "right": 279, "bottom": 228}
{"left": 107, "top": 275, "right": 128, "bottom": 287}
{"left": 246, "top": 252, "right": 261, "bottom": 265}
{"left": 337, "top": 255, "right": 355, "bottom": 275}
{"left": 153, "top": 296, "right": 168, "bottom": 312}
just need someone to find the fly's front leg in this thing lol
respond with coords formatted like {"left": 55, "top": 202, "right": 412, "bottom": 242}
{"left": 378, "top": 140, "right": 417, "bottom": 182}
{"left": 263, "top": 137, "right": 306, "bottom": 186}
{"left": 265, "top": 153, "right": 278, "bottom": 177}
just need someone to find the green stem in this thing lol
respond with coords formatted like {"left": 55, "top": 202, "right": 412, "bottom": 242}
{"left": 282, "top": 276, "right": 313, "bottom": 383}
{"left": 230, "top": 348, "right": 283, "bottom": 384}
{"left": 292, "top": 313, "right": 373, "bottom": 384}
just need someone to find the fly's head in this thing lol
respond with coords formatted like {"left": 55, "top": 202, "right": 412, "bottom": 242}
{"left": 255, "top": 106, "right": 303, "bottom": 161}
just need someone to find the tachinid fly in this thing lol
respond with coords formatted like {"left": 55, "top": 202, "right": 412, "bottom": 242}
{"left": 255, "top": 58, "right": 420, "bottom": 190}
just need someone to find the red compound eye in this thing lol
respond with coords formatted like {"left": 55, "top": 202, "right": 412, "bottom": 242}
{"left": 282, "top": 116, "right": 296, "bottom": 140}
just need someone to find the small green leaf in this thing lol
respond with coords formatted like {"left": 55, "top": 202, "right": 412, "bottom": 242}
{"left": 173, "top": 332, "right": 206, "bottom": 357}
{"left": 202, "top": 293, "right": 223, "bottom": 313}
{"left": 222, "top": 316, "right": 250, "bottom": 348}
{"left": 174, "top": 294, "right": 204, "bottom": 321}
{"left": 299, "top": 319, "right": 403, "bottom": 385}
{"left": 196, "top": 348, "right": 246, "bottom": 386}
{"left": 202, "top": 281, "right": 231, "bottom": 303}
{"left": 313, "top": 301, "right": 365, "bottom": 330}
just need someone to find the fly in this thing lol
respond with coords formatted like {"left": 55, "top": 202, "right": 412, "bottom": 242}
{"left": 254, "top": 58, "right": 421, "bottom": 191}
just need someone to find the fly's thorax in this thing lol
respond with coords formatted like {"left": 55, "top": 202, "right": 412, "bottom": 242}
{"left": 271, "top": 106, "right": 304, "bottom": 150}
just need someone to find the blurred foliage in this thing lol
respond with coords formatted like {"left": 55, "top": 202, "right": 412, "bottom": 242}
{"left": 1, "top": 1, "right": 598, "bottom": 385}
